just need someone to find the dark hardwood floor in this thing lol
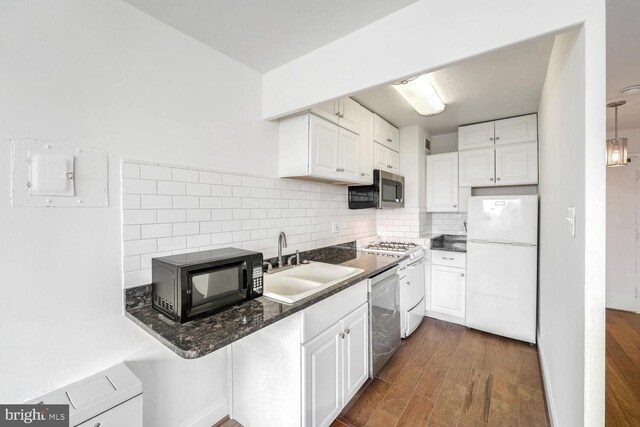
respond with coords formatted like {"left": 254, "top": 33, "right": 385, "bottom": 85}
{"left": 606, "top": 309, "right": 640, "bottom": 426}
{"left": 216, "top": 317, "right": 549, "bottom": 427}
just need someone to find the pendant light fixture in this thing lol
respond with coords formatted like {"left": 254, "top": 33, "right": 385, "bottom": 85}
{"left": 606, "top": 100, "right": 628, "bottom": 167}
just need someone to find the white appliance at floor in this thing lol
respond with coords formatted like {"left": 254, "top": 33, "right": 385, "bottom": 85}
{"left": 466, "top": 195, "right": 538, "bottom": 343}
{"left": 363, "top": 241, "right": 426, "bottom": 338}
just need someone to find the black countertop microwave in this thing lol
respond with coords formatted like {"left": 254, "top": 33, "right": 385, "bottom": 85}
{"left": 348, "top": 169, "right": 405, "bottom": 209}
{"left": 151, "top": 248, "right": 263, "bottom": 323}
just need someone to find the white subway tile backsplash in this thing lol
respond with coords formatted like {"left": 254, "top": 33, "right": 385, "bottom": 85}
{"left": 158, "top": 181, "right": 186, "bottom": 195}
{"left": 186, "top": 209, "right": 211, "bottom": 222}
{"left": 123, "top": 179, "right": 156, "bottom": 195}
{"left": 140, "top": 165, "right": 172, "bottom": 181}
{"left": 173, "top": 196, "right": 199, "bottom": 209}
{"left": 186, "top": 183, "right": 211, "bottom": 196}
{"left": 172, "top": 168, "right": 199, "bottom": 183}
{"left": 157, "top": 209, "right": 186, "bottom": 223}
{"left": 121, "top": 160, "right": 377, "bottom": 287}
{"left": 141, "top": 195, "right": 172, "bottom": 209}
{"left": 173, "top": 222, "right": 199, "bottom": 236}
{"left": 141, "top": 223, "right": 173, "bottom": 239}
{"left": 199, "top": 171, "right": 221, "bottom": 185}
{"left": 158, "top": 236, "right": 186, "bottom": 251}
{"left": 123, "top": 210, "right": 157, "bottom": 225}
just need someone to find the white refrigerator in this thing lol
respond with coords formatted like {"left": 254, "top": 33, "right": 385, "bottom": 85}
{"left": 466, "top": 195, "right": 538, "bottom": 343}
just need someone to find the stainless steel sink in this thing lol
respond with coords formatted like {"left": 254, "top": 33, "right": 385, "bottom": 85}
{"left": 263, "top": 262, "right": 364, "bottom": 304}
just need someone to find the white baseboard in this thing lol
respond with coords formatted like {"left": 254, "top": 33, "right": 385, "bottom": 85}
{"left": 537, "top": 332, "right": 558, "bottom": 427}
{"left": 181, "top": 397, "right": 229, "bottom": 427}
{"left": 424, "top": 310, "right": 465, "bottom": 326}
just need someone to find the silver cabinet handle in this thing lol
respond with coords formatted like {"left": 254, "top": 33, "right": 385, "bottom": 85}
{"left": 497, "top": 177, "right": 501, "bottom": 181}
{"left": 335, "top": 112, "right": 340, "bottom": 116}
{"left": 360, "top": 172, "right": 365, "bottom": 176}
{"left": 495, "top": 137, "right": 500, "bottom": 141}
{"left": 345, "top": 328, "right": 350, "bottom": 335}
{"left": 490, "top": 178, "right": 494, "bottom": 181}
{"left": 94, "top": 423, "right": 102, "bottom": 427}
{"left": 336, "top": 168, "right": 340, "bottom": 172}
{"left": 340, "top": 332, "right": 345, "bottom": 339}
{"left": 407, "top": 282, "right": 411, "bottom": 286}
{"left": 442, "top": 257, "right": 454, "bottom": 260}
{"left": 461, "top": 273, "right": 465, "bottom": 277}
{"left": 489, "top": 137, "right": 494, "bottom": 141}
{"left": 453, "top": 204, "right": 457, "bottom": 208}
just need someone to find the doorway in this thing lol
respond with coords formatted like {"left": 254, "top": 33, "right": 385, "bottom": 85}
{"left": 606, "top": 154, "right": 640, "bottom": 313}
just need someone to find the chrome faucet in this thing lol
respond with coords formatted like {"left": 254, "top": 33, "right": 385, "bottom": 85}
{"left": 278, "top": 231, "right": 288, "bottom": 268}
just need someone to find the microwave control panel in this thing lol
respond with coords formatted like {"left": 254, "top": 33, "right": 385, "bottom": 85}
{"left": 252, "top": 266, "right": 263, "bottom": 294}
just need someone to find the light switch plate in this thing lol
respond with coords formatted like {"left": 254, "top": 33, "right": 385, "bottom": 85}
{"left": 566, "top": 206, "right": 576, "bottom": 237}
{"left": 10, "top": 139, "right": 108, "bottom": 207}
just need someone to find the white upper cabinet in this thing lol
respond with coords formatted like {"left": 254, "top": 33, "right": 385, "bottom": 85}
{"left": 339, "top": 127, "right": 360, "bottom": 182}
{"left": 494, "top": 114, "right": 538, "bottom": 146}
{"left": 458, "top": 121, "right": 495, "bottom": 150}
{"left": 372, "top": 114, "right": 399, "bottom": 152}
{"left": 426, "top": 152, "right": 459, "bottom": 212}
{"left": 495, "top": 141, "right": 538, "bottom": 185}
{"left": 457, "top": 114, "right": 538, "bottom": 187}
{"left": 388, "top": 149, "right": 400, "bottom": 173}
{"left": 311, "top": 97, "right": 361, "bottom": 135}
{"left": 458, "top": 148, "right": 495, "bottom": 187}
{"left": 337, "top": 97, "right": 361, "bottom": 134}
{"left": 309, "top": 115, "right": 340, "bottom": 179}
{"left": 373, "top": 143, "right": 401, "bottom": 175}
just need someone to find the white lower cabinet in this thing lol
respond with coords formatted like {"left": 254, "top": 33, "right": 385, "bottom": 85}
{"left": 303, "top": 303, "right": 368, "bottom": 427}
{"left": 232, "top": 281, "right": 369, "bottom": 427}
{"left": 428, "top": 250, "right": 466, "bottom": 325}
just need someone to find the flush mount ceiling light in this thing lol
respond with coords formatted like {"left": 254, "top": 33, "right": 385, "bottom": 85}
{"left": 620, "top": 84, "right": 640, "bottom": 96}
{"left": 606, "top": 100, "right": 628, "bottom": 167}
{"left": 392, "top": 74, "right": 446, "bottom": 117}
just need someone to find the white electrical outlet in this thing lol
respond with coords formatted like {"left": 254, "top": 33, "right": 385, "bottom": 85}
{"left": 332, "top": 221, "right": 340, "bottom": 234}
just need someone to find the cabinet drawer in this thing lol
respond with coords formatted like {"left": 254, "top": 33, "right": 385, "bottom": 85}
{"left": 301, "top": 280, "right": 367, "bottom": 343}
{"left": 76, "top": 395, "right": 143, "bottom": 427}
{"left": 431, "top": 250, "right": 466, "bottom": 268}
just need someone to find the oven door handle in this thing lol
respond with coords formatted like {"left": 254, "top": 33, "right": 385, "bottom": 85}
{"left": 242, "top": 265, "right": 249, "bottom": 290}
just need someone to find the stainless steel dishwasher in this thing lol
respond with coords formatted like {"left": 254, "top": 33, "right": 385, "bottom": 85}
{"left": 368, "top": 265, "right": 401, "bottom": 377}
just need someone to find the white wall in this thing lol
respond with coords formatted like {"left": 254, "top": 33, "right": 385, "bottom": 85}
{"left": 262, "top": 0, "right": 596, "bottom": 119}
{"left": 537, "top": 24, "right": 606, "bottom": 427}
{"left": 0, "top": 1, "right": 277, "bottom": 425}
{"left": 430, "top": 132, "right": 458, "bottom": 154}
{"left": 606, "top": 128, "right": 640, "bottom": 311}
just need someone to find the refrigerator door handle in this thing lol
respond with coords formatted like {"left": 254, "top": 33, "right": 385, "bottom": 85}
{"left": 468, "top": 239, "right": 537, "bottom": 247}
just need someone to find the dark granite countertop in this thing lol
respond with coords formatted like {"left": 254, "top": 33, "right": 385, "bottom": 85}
{"left": 124, "top": 244, "right": 405, "bottom": 359}
{"left": 430, "top": 234, "right": 467, "bottom": 253}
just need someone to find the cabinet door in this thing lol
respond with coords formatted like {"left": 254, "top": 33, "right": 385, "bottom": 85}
{"left": 358, "top": 109, "right": 374, "bottom": 184}
{"left": 77, "top": 395, "right": 143, "bottom": 427}
{"left": 430, "top": 265, "right": 466, "bottom": 318}
{"left": 458, "top": 148, "right": 495, "bottom": 187}
{"left": 303, "top": 323, "right": 343, "bottom": 427}
{"left": 495, "top": 141, "right": 538, "bottom": 185}
{"left": 339, "top": 128, "right": 360, "bottom": 182}
{"left": 388, "top": 125, "right": 400, "bottom": 152}
{"left": 494, "top": 114, "right": 537, "bottom": 146}
{"left": 342, "top": 304, "right": 369, "bottom": 404}
{"left": 309, "top": 115, "right": 340, "bottom": 179}
{"left": 311, "top": 99, "right": 340, "bottom": 125}
{"left": 373, "top": 143, "right": 389, "bottom": 170}
{"left": 458, "top": 121, "right": 495, "bottom": 150}
{"left": 426, "top": 153, "right": 459, "bottom": 212}
{"left": 373, "top": 114, "right": 389, "bottom": 146}
{"left": 388, "top": 149, "right": 400, "bottom": 174}
{"left": 338, "top": 97, "right": 361, "bottom": 134}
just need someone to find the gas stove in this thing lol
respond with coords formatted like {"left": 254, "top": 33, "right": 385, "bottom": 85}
{"left": 363, "top": 240, "right": 425, "bottom": 261}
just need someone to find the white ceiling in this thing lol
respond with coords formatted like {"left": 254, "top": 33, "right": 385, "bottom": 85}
{"left": 607, "top": 0, "right": 640, "bottom": 131}
{"left": 121, "top": 0, "right": 420, "bottom": 73}
{"left": 353, "top": 36, "right": 555, "bottom": 136}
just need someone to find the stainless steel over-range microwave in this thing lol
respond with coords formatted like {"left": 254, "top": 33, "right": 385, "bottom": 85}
{"left": 152, "top": 248, "right": 263, "bottom": 323}
{"left": 348, "top": 169, "right": 404, "bottom": 209}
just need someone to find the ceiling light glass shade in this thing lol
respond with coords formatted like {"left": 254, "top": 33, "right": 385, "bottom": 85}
{"left": 606, "top": 137, "right": 628, "bottom": 167}
{"left": 392, "top": 75, "right": 446, "bottom": 116}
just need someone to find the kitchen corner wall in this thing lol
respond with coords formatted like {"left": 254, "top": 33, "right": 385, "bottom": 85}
{"left": 121, "top": 160, "right": 377, "bottom": 287}
{"left": 376, "top": 208, "right": 467, "bottom": 239}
